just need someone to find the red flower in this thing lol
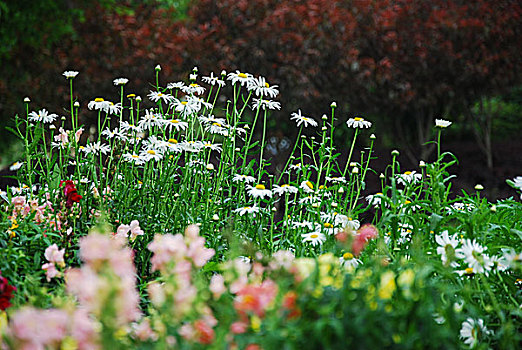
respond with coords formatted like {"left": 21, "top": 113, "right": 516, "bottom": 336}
{"left": 0, "top": 271, "right": 16, "bottom": 311}
{"left": 60, "top": 180, "right": 82, "bottom": 208}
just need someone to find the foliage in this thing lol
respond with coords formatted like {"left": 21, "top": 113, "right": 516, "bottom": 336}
{"left": 0, "top": 67, "right": 521, "bottom": 349}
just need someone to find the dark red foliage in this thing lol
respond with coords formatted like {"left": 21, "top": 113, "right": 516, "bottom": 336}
{"left": 0, "top": 271, "right": 16, "bottom": 311}
{"left": 60, "top": 180, "right": 82, "bottom": 208}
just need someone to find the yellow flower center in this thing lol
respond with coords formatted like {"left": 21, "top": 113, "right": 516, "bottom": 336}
{"left": 190, "top": 83, "right": 198, "bottom": 87}
{"left": 255, "top": 184, "right": 266, "bottom": 190}
{"left": 354, "top": 117, "right": 363, "bottom": 121}
{"left": 324, "top": 223, "right": 333, "bottom": 228}
{"left": 131, "top": 154, "right": 139, "bottom": 158}
{"left": 170, "top": 119, "right": 179, "bottom": 123}
{"left": 319, "top": 185, "right": 326, "bottom": 190}
{"left": 158, "top": 93, "right": 163, "bottom": 96}
{"left": 94, "top": 98, "right": 104, "bottom": 102}
{"left": 205, "top": 143, "right": 212, "bottom": 147}
{"left": 281, "top": 184, "right": 289, "bottom": 187}
{"left": 306, "top": 181, "right": 313, "bottom": 189}
{"left": 310, "top": 234, "right": 319, "bottom": 239}
{"left": 404, "top": 171, "right": 412, "bottom": 175}
{"left": 464, "top": 267, "right": 474, "bottom": 274}
{"left": 238, "top": 73, "right": 248, "bottom": 78}
{"left": 404, "top": 200, "right": 411, "bottom": 204}
{"left": 147, "top": 150, "right": 156, "bottom": 155}
{"left": 168, "top": 139, "right": 177, "bottom": 144}
{"left": 127, "top": 94, "right": 136, "bottom": 98}
{"left": 212, "top": 122, "right": 222, "bottom": 127}
{"left": 138, "top": 181, "right": 143, "bottom": 185}
{"left": 181, "top": 101, "right": 187, "bottom": 105}
{"left": 265, "top": 82, "right": 270, "bottom": 88}
{"left": 244, "top": 206, "right": 251, "bottom": 210}
{"left": 343, "top": 252, "right": 354, "bottom": 260}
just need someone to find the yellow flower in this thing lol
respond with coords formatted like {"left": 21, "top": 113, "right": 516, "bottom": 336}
{"left": 251, "top": 315, "right": 261, "bottom": 332}
{"left": 378, "top": 271, "right": 396, "bottom": 300}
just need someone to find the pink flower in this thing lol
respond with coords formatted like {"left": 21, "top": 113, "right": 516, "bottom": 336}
{"left": 148, "top": 234, "right": 187, "bottom": 272}
{"left": 209, "top": 274, "right": 226, "bottom": 299}
{"left": 351, "top": 224, "right": 379, "bottom": 256}
{"left": 230, "top": 321, "right": 248, "bottom": 334}
{"left": 184, "top": 225, "right": 215, "bottom": 267}
{"left": 70, "top": 308, "right": 99, "bottom": 350}
{"left": 129, "top": 220, "right": 144, "bottom": 240}
{"left": 45, "top": 244, "right": 65, "bottom": 267}
{"left": 42, "top": 262, "right": 60, "bottom": 282}
{"left": 234, "top": 279, "right": 278, "bottom": 318}
{"left": 8, "top": 307, "right": 68, "bottom": 348}
{"left": 132, "top": 318, "right": 158, "bottom": 342}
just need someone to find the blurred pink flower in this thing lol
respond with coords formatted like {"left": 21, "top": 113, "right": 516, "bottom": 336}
{"left": 148, "top": 233, "right": 187, "bottom": 272}
{"left": 45, "top": 244, "right": 65, "bottom": 266}
{"left": 209, "top": 274, "right": 226, "bottom": 299}
{"left": 42, "top": 262, "right": 60, "bottom": 282}
{"left": 234, "top": 279, "right": 278, "bottom": 318}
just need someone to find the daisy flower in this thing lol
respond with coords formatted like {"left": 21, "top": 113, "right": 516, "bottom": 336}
{"left": 227, "top": 70, "right": 254, "bottom": 86}
{"left": 81, "top": 141, "right": 111, "bottom": 156}
{"left": 28, "top": 109, "right": 57, "bottom": 123}
{"left": 63, "top": 71, "right": 79, "bottom": 79}
{"left": 113, "top": 78, "right": 129, "bottom": 86}
{"left": 300, "top": 180, "right": 315, "bottom": 193}
{"left": 340, "top": 252, "right": 362, "bottom": 269}
{"left": 88, "top": 98, "right": 111, "bottom": 112}
{"left": 163, "top": 119, "right": 189, "bottom": 132}
{"left": 511, "top": 176, "right": 522, "bottom": 190}
{"left": 107, "top": 102, "right": 122, "bottom": 115}
{"left": 247, "top": 76, "right": 279, "bottom": 98}
{"left": 396, "top": 171, "right": 423, "bottom": 185}
{"left": 233, "top": 174, "right": 256, "bottom": 184}
{"left": 202, "top": 142, "right": 223, "bottom": 152}
{"left": 123, "top": 153, "right": 145, "bottom": 165}
{"left": 171, "top": 98, "right": 200, "bottom": 117}
{"left": 458, "top": 239, "right": 493, "bottom": 275}
{"left": 199, "top": 115, "right": 227, "bottom": 125}
{"left": 202, "top": 72, "right": 225, "bottom": 87}
{"left": 246, "top": 184, "right": 273, "bottom": 199}
{"left": 448, "top": 202, "right": 475, "bottom": 213}
{"left": 326, "top": 176, "right": 347, "bottom": 184}
{"left": 234, "top": 204, "right": 261, "bottom": 216}
{"left": 290, "top": 110, "right": 318, "bottom": 128}
{"left": 298, "top": 195, "right": 320, "bottom": 205}
{"left": 501, "top": 248, "right": 521, "bottom": 268}
{"left": 289, "top": 163, "right": 302, "bottom": 172}
{"left": 273, "top": 184, "right": 298, "bottom": 196}
{"left": 460, "top": 318, "right": 491, "bottom": 348}
{"left": 346, "top": 116, "right": 372, "bottom": 128}
{"left": 167, "top": 82, "right": 185, "bottom": 90}
{"left": 366, "top": 192, "right": 384, "bottom": 207}
{"left": 138, "top": 109, "right": 165, "bottom": 130}
{"left": 291, "top": 221, "right": 315, "bottom": 230}
{"left": 179, "top": 140, "right": 204, "bottom": 153}
{"left": 206, "top": 122, "right": 230, "bottom": 136}
{"left": 302, "top": 231, "right": 326, "bottom": 247}
{"left": 148, "top": 90, "right": 174, "bottom": 104}
{"left": 139, "top": 148, "right": 163, "bottom": 162}
{"left": 101, "top": 127, "right": 126, "bottom": 140}
{"left": 9, "top": 162, "right": 23, "bottom": 171}
{"left": 435, "top": 230, "right": 462, "bottom": 267}
{"left": 181, "top": 83, "right": 206, "bottom": 95}
{"left": 435, "top": 119, "right": 452, "bottom": 128}
{"left": 252, "top": 98, "right": 281, "bottom": 111}
{"left": 119, "top": 121, "right": 141, "bottom": 133}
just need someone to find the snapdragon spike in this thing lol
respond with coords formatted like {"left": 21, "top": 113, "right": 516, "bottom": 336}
{"left": 60, "top": 180, "right": 82, "bottom": 208}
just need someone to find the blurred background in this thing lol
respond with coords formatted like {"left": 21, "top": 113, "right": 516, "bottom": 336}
{"left": 1, "top": 0, "right": 521, "bottom": 199}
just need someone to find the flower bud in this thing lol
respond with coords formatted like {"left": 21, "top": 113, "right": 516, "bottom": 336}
{"left": 330, "top": 102, "right": 337, "bottom": 108}
{"left": 391, "top": 150, "right": 400, "bottom": 156}
{"left": 155, "top": 65, "right": 161, "bottom": 71}
{"left": 24, "top": 97, "right": 30, "bottom": 103}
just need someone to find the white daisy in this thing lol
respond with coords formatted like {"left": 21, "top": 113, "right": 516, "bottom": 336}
{"left": 9, "top": 162, "right": 23, "bottom": 171}
{"left": 163, "top": 119, "right": 189, "bottom": 132}
{"left": 457, "top": 239, "right": 493, "bottom": 275}
{"left": 435, "top": 119, "right": 452, "bottom": 128}
{"left": 234, "top": 204, "right": 261, "bottom": 216}
{"left": 326, "top": 176, "right": 347, "bottom": 184}
{"left": 273, "top": 184, "right": 299, "bottom": 195}
{"left": 122, "top": 153, "right": 145, "bottom": 165}
{"left": 340, "top": 252, "right": 362, "bottom": 269}
{"left": 101, "top": 127, "right": 126, "bottom": 140}
{"left": 512, "top": 176, "right": 522, "bottom": 190}
{"left": 28, "top": 109, "right": 57, "bottom": 123}
{"left": 298, "top": 195, "right": 320, "bottom": 205}
{"left": 202, "top": 72, "right": 225, "bottom": 87}
{"left": 198, "top": 115, "right": 227, "bottom": 126}
{"left": 181, "top": 83, "right": 205, "bottom": 95}
{"left": 227, "top": 70, "right": 255, "bottom": 86}
{"left": 246, "top": 184, "right": 273, "bottom": 199}
{"left": 290, "top": 110, "right": 318, "bottom": 128}
{"left": 167, "top": 82, "right": 185, "bottom": 90}
{"left": 247, "top": 76, "right": 279, "bottom": 98}
{"left": 165, "top": 138, "right": 183, "bottom": 153}
{"left": 366, "top": 192, "right": 383, "bottom": 207}
{"left": 171, "top": 98, "right": 200, "bottom": 117}
{"left": 448, "top": 202, "right": 475, "bottom": 213}
{"left": 346, "top": 116, "right": 372, "bottom": 128}
{"left": 289, "top": 163, "right": 302, "bottom": 172}
{"left": 179, "top": 140, "right": 204, "bottom": 153}
{"left": 501, "top": 248, "right": 521, "bottom": 268}
{"left": 88, "top": 98, "right": 111, "bottom": 113}
{"left": 252, "top": 98, "right": 281, "bottom": 110}
{"left": 302, "top": 231, "right": 326, "bottom": 246}
{"left": 396, "top": 171, "right": 423, "bottom": 186}
{"left": 138, "top": 109, "right": 165, "bottom": 130}
{"left": 435, "top": 230, "right": 462, "bottom": 267}
{"left": 107, "top": 102, "right": 122, "bottom": 115}
{"left": 81, "top": 141, "right": 111, "bottom": 156}
{"left": 113, "top": 78, "right": 129, "bottom": 86}
{"left": 206, "top": 122, "right": 230, "bottom": 136}
{"left": 291, "top": 221, "right": 315, "bottom": 230}
{"left": 300, "top": 180, "right": 315, "bottom": 193}
{"left": 148, "top": 90, "right": 174, "bottom": 104}
{"left": 139, "top": 148, "right": 163, "bottom": 162}
{"left": 232, "top": 174, "right": 256, "bottom": 184}
{"left": 119, "top": 121, "right": 141, "bottom": 133}
{"left": 460, "top": 318, "right": 491, "bottom": 348}
{"left": 202, "top": 142, "right": 222, "bottom": 152}
{"left": 63, "top": 71, "right": 79, "bottom": 79}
